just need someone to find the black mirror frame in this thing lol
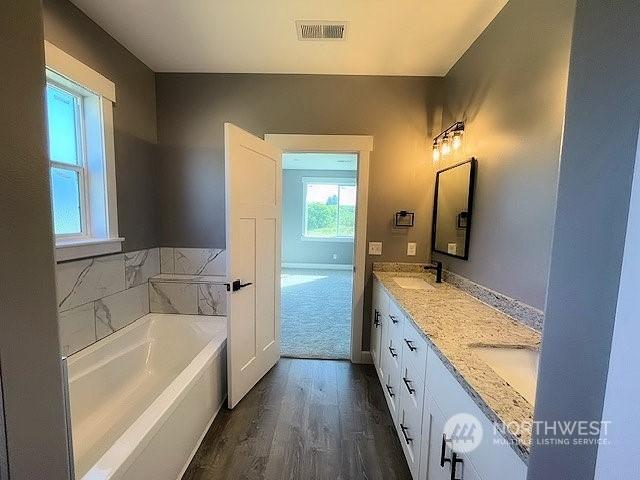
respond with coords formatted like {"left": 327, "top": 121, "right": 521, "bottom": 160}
{"left": 431, "top": 157, "right": 477, "bottom": 260}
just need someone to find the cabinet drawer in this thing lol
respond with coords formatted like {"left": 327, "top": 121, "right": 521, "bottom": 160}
{"left": 388, "top": 299, "right": 405, "bottom": 344}
{"left": 426, "top": 349, "right": 527, "bottom": 480}
{"left": 402, "top": 320, "right": 428, "bottom": 380}
{"left": 398, "top": 383, "right": 424, "bottom": 479}
{"left": 399, "top": 359, "right": 425, "bottom": 416}
{"left": 381, "top": 346, "right": 402, "bottom": 425}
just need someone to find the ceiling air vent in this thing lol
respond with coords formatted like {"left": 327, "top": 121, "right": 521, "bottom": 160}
{"left": 296, "top": 21, "right": 348, "bottom": 41}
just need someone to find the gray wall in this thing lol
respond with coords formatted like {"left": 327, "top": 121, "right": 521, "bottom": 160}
{"left": 436, "top": 0, "right": 576, "bottom": 310}
{"left": 43, "top": 0, "right": 159, "bottom": 252}
{"left": 156, "top": 74, "right": 444, "bottom": 348}
{"left": 282, "top": 169, "right": 356, "bottom": 265}
{"left": 528, "top": 0, "right": 640, "bottom": 478}
{"left": 0, "top": 1, "right": 70, "bottom": 477}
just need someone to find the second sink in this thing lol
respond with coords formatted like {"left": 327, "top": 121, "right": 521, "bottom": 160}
{"left": 471, "top": 346, "right": 540, "bottom": 405}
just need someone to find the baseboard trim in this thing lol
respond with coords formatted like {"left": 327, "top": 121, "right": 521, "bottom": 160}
{"left": 282, "top": 262, "right": 352, "bottom": 271}
{"left": 359, "top": 351, "right": 373, "bottom": 364}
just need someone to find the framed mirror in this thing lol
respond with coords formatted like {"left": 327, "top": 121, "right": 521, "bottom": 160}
{"left": 432, "top": 158, "right": 477, "bottom": 260}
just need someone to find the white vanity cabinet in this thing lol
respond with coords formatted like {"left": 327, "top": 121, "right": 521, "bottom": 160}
{"left": 370, "top": 276, "right": 528, "bottom": 480}
{"left": 422, "top": 348, "right": 528, "bottom": 480}
{"left": 421, "top": 393, "right": 482, "bottom": 480}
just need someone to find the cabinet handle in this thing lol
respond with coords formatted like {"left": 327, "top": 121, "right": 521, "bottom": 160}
{"left": 374, "top": 310, "right": 380, "bottom": 327}
{"left": 440, "top": 435, "right": 450, "bottom": 467}
{"left": 450, "top": 452, "right": 463, "bottom": 480}
{"left": 400, "top": 423, "right": 413, "bottom": 444}
{"left": 388, "top": 346, "right": 398, "bottom": 358}
{"left": 441, "top": 435, "right": 464, "bottom": 480}
{"left": 402, "top": 376, "right": 416, "bottom": 394}
{"left": 405, "top": 338, "right": 417, "bottom": 351}
{"left": 385, "top": 384, "right": 395, "bottom": 398}
{"left": 389, "top": 314, "right": 398, "bottom": 324}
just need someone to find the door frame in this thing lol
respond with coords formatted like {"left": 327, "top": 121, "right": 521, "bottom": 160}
{"left": 265, "top": 134, "right": 374, "bottom": 364}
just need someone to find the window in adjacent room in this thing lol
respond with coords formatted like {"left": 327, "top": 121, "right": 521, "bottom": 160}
{"left": 44, "top": 41, "right": 122, "bottom": 261}
{"left": 303, "top": 178, "right": 357, "bottom": 240}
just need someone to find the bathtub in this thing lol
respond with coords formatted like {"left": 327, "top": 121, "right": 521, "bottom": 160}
{"left": 67, "top": 313, "right": 227, "bottom": 480}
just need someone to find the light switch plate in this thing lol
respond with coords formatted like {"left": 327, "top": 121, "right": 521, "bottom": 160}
{"left": 368, "top": 242, "right": 383, "bottom": 255}
{"left": 407, "top": 242, "right": 417, "bottom": 256}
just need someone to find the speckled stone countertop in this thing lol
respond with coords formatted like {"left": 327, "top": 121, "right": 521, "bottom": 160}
{"left": 373, "top": 270, "right": 541, "bottom": 461}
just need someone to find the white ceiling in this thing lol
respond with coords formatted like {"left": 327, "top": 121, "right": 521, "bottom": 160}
{"left": 283, "top": 153, "right": 358, "bottom": 171}
{"left": 70, "top": 0, "right": 509, "bottom": 76}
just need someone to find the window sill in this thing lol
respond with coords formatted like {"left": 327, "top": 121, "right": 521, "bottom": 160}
{"left": 300, "top": 236, "right": 354, "bottom": 243}
{"left": 55, "top": 237, "right": 124, "bottom": 262}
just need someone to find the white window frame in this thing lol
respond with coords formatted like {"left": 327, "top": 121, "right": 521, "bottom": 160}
{"left": 44, "top": 41, "right": 123, "bottom": 261}
{"left": 301, "top": 177, "right": 357, "bottom": 242}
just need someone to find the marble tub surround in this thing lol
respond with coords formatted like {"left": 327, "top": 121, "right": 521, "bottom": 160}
{"left": 124, "top": 249, "right": 160, "bottom": 288}
{"left": 373, "top": 270, "right": 541, "bottom": 459}
{"left": 149, "top": 275, "right": 227, "bottom": 316}
{"left": 152, "top": 273, "right": 226, "bottom": 283}
{"left": 160, "top": 247, "right": 226, "bottom": 275}
{"left": 57, "top": 254, "right": 125, "bottom": 312}
{"left": 95, "top": 284, "right": 149, "bottom": 340}
{"left": 372, "top": 262, "right": 543, "bottom": 331}
{"left": 56, "top": 248, "right": 161, "bottom": 355}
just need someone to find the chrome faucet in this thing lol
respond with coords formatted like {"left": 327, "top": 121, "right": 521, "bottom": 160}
{"left": 424, "top": 261, "right": 443, "bottom": 283}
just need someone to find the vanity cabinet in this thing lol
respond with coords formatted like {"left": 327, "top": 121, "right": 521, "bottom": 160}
{"left": 423, "top": 348, "right": 528, "bottom": 480}
{"left": 421, "top": 393, "right": 482, "bottom": 480}
{"left": 370, "top": 277, "right": 528, "bottom": 480}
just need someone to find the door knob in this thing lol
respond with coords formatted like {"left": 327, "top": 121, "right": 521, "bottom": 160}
{"left": 226, "top": 280, "right": 253, "bottom": 292}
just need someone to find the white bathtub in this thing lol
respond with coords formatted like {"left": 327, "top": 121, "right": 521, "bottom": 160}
{"left": 67, "top": 313, "right": 227, "bottom": 480}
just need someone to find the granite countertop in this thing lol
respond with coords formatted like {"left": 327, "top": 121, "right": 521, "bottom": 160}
{"left": 373, "top": 270, "right": 541, "bottom": 461}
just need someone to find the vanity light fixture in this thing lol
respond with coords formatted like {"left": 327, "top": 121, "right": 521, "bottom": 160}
{"left": 431, "top": 121, "right": 465, "bottom": 161}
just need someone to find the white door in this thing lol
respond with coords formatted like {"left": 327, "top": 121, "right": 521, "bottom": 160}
{"left": 225, "top": 123, "right": 282, "bottom": 408}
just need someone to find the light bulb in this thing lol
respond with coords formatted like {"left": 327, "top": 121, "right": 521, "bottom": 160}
{"left": 452, "top": 131, "right": 462, "bottom": 150}
{"left": 441, "top": 135, "right": 451, "bottom": 156}
{"left": 432, "top": 143, "right": 440, "bottom": 161}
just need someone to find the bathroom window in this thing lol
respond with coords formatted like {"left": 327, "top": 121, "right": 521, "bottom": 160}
{"left": 302, "top": 178, "right": 356, "bottom": 240}
{"left": 45, "top": 41, "right": 122, "bottom": 261}
{"left": 46, "top": 81, "right": 87, "bottom": 236}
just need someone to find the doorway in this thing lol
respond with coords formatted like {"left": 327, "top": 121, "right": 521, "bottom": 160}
{"left": 265, "top": 134, "right": 373, "bottom": 363}
{"left": 281, "top": 153, "right": 357, "bottom": 359}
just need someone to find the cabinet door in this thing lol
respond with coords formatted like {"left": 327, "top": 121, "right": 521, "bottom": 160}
{"left": 370, "top": 304, "right": 382, "bottom": 370}
{"left": 423, "top": 396, "right": 482, "bottom": 480}
{"left": 398, "top": 379, "right": 425, "bottom": 479}
{"left": 371, "top": 280, "right": 384, "bottom": 370}
{"left": 381, "top": 346, "right": 402, "bottom": 425}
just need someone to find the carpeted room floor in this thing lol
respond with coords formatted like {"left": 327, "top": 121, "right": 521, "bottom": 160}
{"left": 280, "top": 268, "right": 353, "bottom": 359}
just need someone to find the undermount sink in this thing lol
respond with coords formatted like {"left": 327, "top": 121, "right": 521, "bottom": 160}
{"left": 392, "top": 276, "right": 434, "bottom": 290}
{"left": 471, "top": 346, "right": 540, "bottom": 405}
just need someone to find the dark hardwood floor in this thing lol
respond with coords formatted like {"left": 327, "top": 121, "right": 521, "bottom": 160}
{"left": 182, "top": 358, "right": 412, "bottom": 480}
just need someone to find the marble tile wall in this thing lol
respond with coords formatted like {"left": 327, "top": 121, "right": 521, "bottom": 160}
{"left": 149, "top": 279, "right": 227, "bottom": 316}
{"left": 56, "top": 248, "right": 160, "bottom": 356}
{"left": 56, "top": 247, "right": 228, "bottom": 356}
{"left": 160, "top": 247, "right": 226, "bottom": 275}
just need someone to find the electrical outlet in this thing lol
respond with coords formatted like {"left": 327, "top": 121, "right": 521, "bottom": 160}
{"left": 368, "top": 241, "right": 383, "bottom": 255}
{"left": 407, "top": 242, "right": 417, "bottom": 256}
